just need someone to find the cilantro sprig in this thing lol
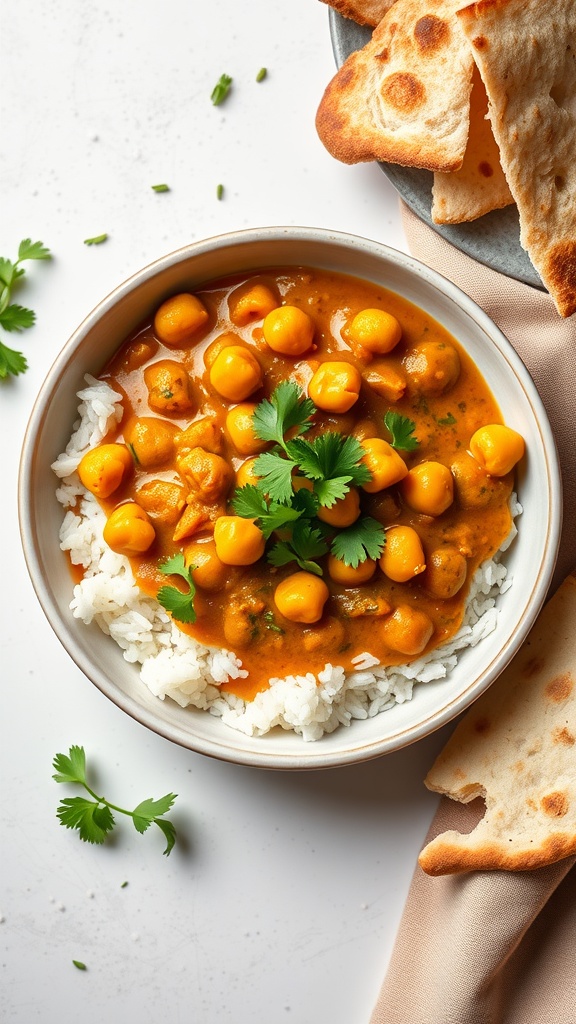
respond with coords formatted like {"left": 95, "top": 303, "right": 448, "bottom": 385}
{"left": 384, "top": 411, "right": 420, "bottom": 452}
{"left": 230, "top": 382, "right": 386, "bottom": 569}
{"left": 0, "top": 239, "right": 51, "bottom": 380}
{"left": 157, "top": 552, "right": 197, "bottom": 624}
{"left": 53, "top": 746, "right": 177, "bottom": 856}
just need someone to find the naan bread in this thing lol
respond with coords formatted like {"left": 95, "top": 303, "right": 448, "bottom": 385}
{"left": 431, "top": 64, "right": 513, "bottom": 224}
{"left": 319, "top": 0, "right": 398, "bottom": 28}
{"left": 457, "top": 0, "right": 576, "bottom": 317}
{"left": 316, "top": 0, "right": 475, "bottom": 171}
{"left": 419, "top": 573, "right": 576, "bottom": 876}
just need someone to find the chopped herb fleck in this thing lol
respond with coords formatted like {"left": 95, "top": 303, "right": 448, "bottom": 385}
{"left": 84, "top": 234, "right": 108, "bottom": 246}
{"left": 72, "top": 960, "right": 87, "bottom": 971}
{"left": 256, "top": 67, "right": 267, "bottom": 82}
{"left": 436, "top": 412, "right": 457, "bottom": 426}
{"left": 151, "top": 183, "right": 170, "bottom": 193}
{"left": 211, "top": 73, "right": 232, "bottom": 106}
{"left": 216, "top": 183, "right": 224, "bottom": 201}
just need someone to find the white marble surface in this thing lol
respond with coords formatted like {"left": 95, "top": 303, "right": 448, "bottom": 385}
{"left": 0, "top": 2, "right": 454, "bottom": 1020}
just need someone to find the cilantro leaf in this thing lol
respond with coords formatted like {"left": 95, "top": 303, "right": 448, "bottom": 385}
{"left": 436, "top": 412, "right": 457, "bottom": 426}
{"left": 154, "top": 817, "right": 177, "bottom": 857}
{"left": 330, "top": 516, "right": 386, "bottom": 568}
{"left": 56, "top": 797, "right": 115, "bottom": 845}
{"left": 132, "top": 793, "right": 177, "bottom": 834}
{"left": 0, "top": 341, "right": 28, "bottom": 378}
{"left": 17, "top": 239, "right": 51, "bottom": 261}
{"left": 288, "top": 432, "right": 371, "bottom": 489}
{"left": 268, "top": 520, "right": 328, "bottom": 576}
{"left": 252, "top": 381, "right": 315, "bottom": 448}
{"left": 252, "top": 450, "right": 296, "bottom": 503}
{"left": 0, "top": 258, "right": 17, "bottom": 289}
{"left": 53, "top": 746, "right": 178, "bottom": 855}
{"left": 0, "top": 304, "right": 35, "bottom": 332}
{"left": 384, "top": 411, "right": 420, "bottom": 451}
{"left": 313, "top": 476, "right": 353, "bottom": 508}
{"left": 231, "top": 484, "right": 303, "bottom": 539}
{"left": 52, "top": 744, "right": 88, "bottom": 785}
{"left": 157, "top": 553, "right": 196, "bottom": 624}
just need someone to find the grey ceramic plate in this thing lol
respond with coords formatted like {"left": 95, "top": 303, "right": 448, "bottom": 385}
{"left": 329, "top": 10, "right": 544, "bottom": 290}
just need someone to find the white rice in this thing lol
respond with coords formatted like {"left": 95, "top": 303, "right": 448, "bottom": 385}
{"left": 53, "top": 376, "right": 521, "bottom": 742}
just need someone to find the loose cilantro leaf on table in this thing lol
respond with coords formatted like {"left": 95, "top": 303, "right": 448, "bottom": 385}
{"left": 83, "top": 234, "right": 108, "bottom": 246}
{"left": 53, "top": 746, "right": 177, "bottom": 856}
{"left": 0, "top": 238, "right": 51, "bottom": 380}
{"left": 383, "top": 411, "right": 420, "bottom": 451}
{"left": 157, "top": 552, "right": 197, "bottom": 624}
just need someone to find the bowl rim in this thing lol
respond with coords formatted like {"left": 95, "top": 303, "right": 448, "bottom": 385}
{"left": 18, "top": 225, "right": 563, "bottom": 769}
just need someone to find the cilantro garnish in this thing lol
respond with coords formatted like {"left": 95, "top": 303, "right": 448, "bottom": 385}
{"left": 151, "top": 183, "right": 170, "bottom": 193}
{"left": 0, "top": 238, "right": 51, "bottom": 380}
{"left": 256, "top": 67, "right": 267, "bottom": 82}
{"left": 436, "top": 412, "right": 457, "bottom": 426}
{"left": 268, "top": 520, "right": 329, "bottom": 576}
{"left": 229, "top": 383, "right": 387, "bottom": 571}
{"left": 53, "top": 746, "right": 177, "bottom": 856}
{"left": 216, "top": 183, "right": 224, "bottom": 201}
{"left": 231, "top": 484, "right": 303, "bottom": 539}
{"left": 252, "top": 380, "right": 315, "bottom": 450}
{"left": 383, "top": 411, "right": 420, "bottom": 451}
{"left": 72, "top": 961, "right": 87, "bottom": 971}
{"left": 211, "top": 73, "right": 233, "bottom": 105}
{"left": 157, "top": 553, "right": 197, "bottom": 624}
{"left": 330, "top": 516, "right": 386, "bottom": 568}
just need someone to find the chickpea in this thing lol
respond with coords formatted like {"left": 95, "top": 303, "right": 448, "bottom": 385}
{"left": 177, "top": 447, "right": 234, "bottom": 503}
{"left": 404, "top": 340, "right": 460, "bottom": 395}
{"left": 229, "top": 282, "right": 278, "bottom": 326}
{"left": 425, "top": 546, "right": 468, "bottom": 599}
{"left": 469, "top": 424, "right": 525, "bottom": 477}
{"left": 327, "top": 554, "right": 376, "bottom": 586}
{"left": 236, "top": 457, "right": 261, "bottom": 488}
{"left": 317, "top": 487, "right": 360, "bottom": 528}
{"left": 213, "top": 516, "right": 266, "bottom": 565}
{"left": 363, "top": 363, "right": 407, "bottom": 403}
{"left": 351, "top": 418, "right": 379, "bottom": 442}
{"left": 262, "top": 305, "right": 315, "bottom": 356}
{"left": 153, "top": 293, "right": 209, "bottom": 347}
{"left": 123, "top": 417, "right": 176, "bottom": 468}
{"left": 174, "top": 417, "right": 224, "bottom": 457}
{"left": 226, "top": 403, "right": 268, "bottom": 455}
{"left": 401, "top": 461, "right": 454, "bottom": 516}
{"left": 103, "top": 502, "right": 156, "bottom": 556}
{"left": 136, "top": 479, "right": 185, "bottom": 525}
{"left": 381, "top": 605, "right": 434, "bottom": 657}
{"left": 347, "top": 308, "right": 402, "bottom": 356}
{"left": 359, "top": 438, "right": 408, "bottom": 492}
{"left": 144, "top": 359, "right": 194, "bottom": 415}
{"left": 379, "top": 526, "right": 426, "bottom": 583}
{"left": 203, "top": 332, "right": 239, "bottom": 370}
{"left": 78, "top": 443, "right": 133, "bottom": 499}
{"left": 308, "top": 361, "right": 362, "bottom": 413}
{"left": 119, "top": 337, "right": 158, "bottom": 372}
{"left": 302, "top": 615, "right": 346, "bottom": 652}
{"left": 184, "top": 539, "right": 228, "bottom": 591}
{"left": 274, "top": 571, "right": 329, "bottom": 624}
{"left": 209, "top": 345, "right": 263, "bottom": 402}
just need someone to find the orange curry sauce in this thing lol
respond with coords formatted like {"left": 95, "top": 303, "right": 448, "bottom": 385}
{"left": 91, "top": 267, "right": 514, "bottom": 701}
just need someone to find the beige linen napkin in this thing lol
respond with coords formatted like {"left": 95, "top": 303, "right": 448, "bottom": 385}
{"left": 370, "top": 205, "right": 576, "bottom": 1024}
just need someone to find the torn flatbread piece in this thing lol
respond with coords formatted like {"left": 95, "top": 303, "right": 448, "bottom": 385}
{"left": 419, "top": 573, "right": 576, "bottom": 876}
{"left": 432, "top": 64, "right": 513, "bottom": 224}
{"left": 319, "top": 0, "right": 398, "bottom": 28}
{"left": 457, "top": 0, "right": 576, "bottom": 317}
{"left": 316, "top": 0, "right": 475, "bottom": 171}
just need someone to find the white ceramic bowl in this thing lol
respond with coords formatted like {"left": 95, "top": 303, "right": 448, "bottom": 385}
{"left": 19, "top": 227, "right": 562, "bottom": 769}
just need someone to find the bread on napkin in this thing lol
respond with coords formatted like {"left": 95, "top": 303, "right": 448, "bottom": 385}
{"left": 316, "top": 0, "right": 475, "bottom": 171}
{"left": 431, "top": 64, "right": 513, "bottom": 224}
{"left": 457, "top": 0, "right": 576, "bottom": 317}
{"left": 419, "top": 573, "right": 576, "bottom": 876}
{"left": 319, "top": 0, "right": 398, "bottom": 28}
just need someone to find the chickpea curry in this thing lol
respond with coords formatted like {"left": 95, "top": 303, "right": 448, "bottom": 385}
{"left": 76, "top": 267, "right": 525, "bottom": 701}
